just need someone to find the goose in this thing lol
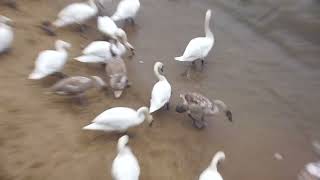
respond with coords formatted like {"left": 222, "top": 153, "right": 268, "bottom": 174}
{"left": 97, "top": 16, "right": 135, "bottom": 52}
{"left": 49, "top": 76, "right": 107, "bottom": 104}
{"left": 149, "top": 62, "right": 172, "bottom": 113}
{"left": 176, "top": 92, "right": 232, "bottom": 129}
{"left": 175, "top": 9, "right": 214, "bottom": 77}
{"left": 199, "top": 151, "right": 225, "bottom": 180}
{"left": 0, "top": 16, "right": 14, "bottom": 54}
{"left": 29, "top": 40, "right": 71, "bottom": 80}
{"left": 82, "top": 106, "right": 153, "bottom": 132}
{"left": 112, "top": 135, "right": 140, "bottom": 180}
{"left": 111, "top": 0, "right": 140, "bottom": 23}
{"left": 41, "top": 0, "right": 98, "bottom": 35}
{"left": 105, "top": 57, "right": 130, "bottom": 98}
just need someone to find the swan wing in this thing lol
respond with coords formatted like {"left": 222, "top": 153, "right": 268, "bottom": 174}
{"left": 0, "top": 26, "right": 13, "bottom": 53}
{"left": 150, "top": 80, "right": 171, "bottom": 113}
{"left": 112, "top": 149, "right": 140, "bottom": 180}
{"left": 97, "top": 16, "right": 118, "bottom": 37}
{"left": 178, "top": 37, "right": 213, "bottom": 61}
{"left": 112, "top": 0, "right": 140, "bottom": 21}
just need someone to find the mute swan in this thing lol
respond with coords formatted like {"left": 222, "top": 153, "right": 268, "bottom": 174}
{"left": 74, "top": 40, "right": 126, "bottom": 64}
{"left": 0, "top": 16, "right": 13, "bottom": 54}
{"left": 112, "top": 135, "right": 140, "bottom": 180}
{"left": 97, "top": 16, "right": 135, "bottom": 53}
{"left": 149, "top": 62, "right": 172, "bottom": 113}
{"left": 111, "top": 0, "right": 140, "bottom": 24}
{"left": 41, "top": 0, "right": 98, "bottom": 35}
{"left": 82, "top": 106, "right": 153, "bottom": 132}
{"left": 176, "top": 92, "right": 232, "bottom": 129}
{"left": 29, "top": 40, "right": 71, "bottom": 80}
{"left": 49, "top": 76, "right": 107, "bottom": 105}
{"left": 105, "top": 57, "right": 130, "bottom": 98}
{"left": 199, "top": 151, "right": 225, "bottom": 180}
{"left": 175, "top": 9, "right": 214, "bottom": 77}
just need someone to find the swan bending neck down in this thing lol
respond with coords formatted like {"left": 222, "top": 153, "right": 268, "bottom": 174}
{"left": 137, "top": 107, "right": 153, "bottom": 125}
{"left": 154, "top": 62, "right": 166, "bottom": 81}
{"left": 55, "top": 40, "right": 71, "bottom": 52}
{"left": 205, "top": 9, "right": 213, "bottom": 39}
{"left": 209, "top": 151, "right": 225, "bottom": 172}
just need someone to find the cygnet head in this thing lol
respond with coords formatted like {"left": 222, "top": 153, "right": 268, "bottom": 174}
{"left": 110, "top": 74, "right": 129, "bottom": 98}
{"left": 55, "top": 40, "right": 71, "bottom": 50}
{"left": 176, "top": 94, "right": 188, "bottom": 113}
{"left": 91, "top": 76, "right": 107, "bottom": 90}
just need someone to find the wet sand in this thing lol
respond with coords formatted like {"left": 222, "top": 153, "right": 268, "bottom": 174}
{"left": 1, "top": 0, "right": 320, "bottom": 180}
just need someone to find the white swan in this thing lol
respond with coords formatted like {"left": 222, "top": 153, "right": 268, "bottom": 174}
{"left": 29, "top": 40, "right": 71, "bottom": 80}
{"left": 112, "top": 135, "right": 140, "bottom": 180}
{"left": 199, "top": 151, "right": 225, "bottom": 180}
{"left": 97, "top": 16, "right": 134, "bottom": 51}
{"left": 82, "top": 106, "right": 153, "bottom": 132}
{"left": 175, "top": 9, "right": 214, "bottom": 67}
{"left": 52, "top": 0, "right": 98, "bottom": 29}
{"left": 0, "top": 16, "right": 14, "bottom": 54}
{"left": 149, "top": 62, "right": 171, "bottom": 113}
{"left": 74, "top": 40, "right": 126, "bottom": 63}
{"left": 111, "top": 0, "right": 140, "bottom": 23}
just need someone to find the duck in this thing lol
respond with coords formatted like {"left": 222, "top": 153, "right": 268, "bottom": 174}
{"left": 49, "top": 76, "right": 107, "bottom": 104}
{"left": 41, "top": 0, "right": 98, "bottom": 35}
{"left": 82, "top": 106, "right": 153, "bottom": 132}
{"left": 0, "top": 16, "right": 14, "bottom": 54}
{"left": 199, "top": 151, "right": 225, "bottom": 180}
{"left": 29, "top": 40, "right": 71, "bottom": 80}
{"left": 176, "top": 92, "right": 232, "bottom": 129}
{"left": 175, "top": 9, "right": 214, "bottom": 77}
{"left": 97, "top": 16, "right": 135, "bottom": 52}
{"left": 105, "top": 57, "right": 130, "bottom": 98}
{"left": 112, "top": 135, "right": 140, "bottom": 180}
{"left": 149, "top": 62, "right": 172, "bottom": 113}
{"left": 111, "top": 0, "right": 140, "bottom": 24}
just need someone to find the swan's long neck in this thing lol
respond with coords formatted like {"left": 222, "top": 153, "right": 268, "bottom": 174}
{"left": 214, "top": 100, "right": 232, "bottom": 122}
{"left": 137, "top": 108, "right": 148, "bottom": 124}
{"left": 205, "top": 11, "right": 213, "bottom": 39}
{"left": 117, "top": 136, "right": 129, "bottom": 153}
{"left": 55, "top": 44, "right": 67, "bottom": 53}
{"left": 208, "top": 151, "right": 225, "bottom": 172}
{"left": 154, "top": 64, "right": 165, "bottom": 81}
{"left": 91, "top": 76, "right": 106, "bottom": 89}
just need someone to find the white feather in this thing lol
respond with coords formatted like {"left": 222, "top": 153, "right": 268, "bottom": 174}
{"left": 53, "top": 0, "right": 97, "bottom": 28}
{"left": 0, "top": 16, "right": 13, "bottom": 54}
{"left": 112, "top": 135, "right": 140, "bottom": 180}
{"left": 111, "top": 0, "right": 140, "bottom": 21}
{"left": 149, "top": 62, "right": 171, "bottom": 113}
{"left": 82, "top": 107, "right": 152, "bottom": 132}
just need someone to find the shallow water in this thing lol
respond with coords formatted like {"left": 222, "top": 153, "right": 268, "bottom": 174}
{"left": 0, "top": 0, "right": 319, "bottom": 180}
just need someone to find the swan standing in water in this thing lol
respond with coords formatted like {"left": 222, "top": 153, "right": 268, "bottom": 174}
{"left": 111, "top": 0, "right": 140, "bottom": 24}
{"left": 49, "top": 76, "right": 107, "bottom": 105}
{"left": 29, "top": 40, "right": 71, "bottom": 80}
{"left": 0, "top": 16, "right": 14, "bottom": 54}
{"left": 112, "top": 135, "right": 140, "bottom": 180}
{"left": 149, "top": 62, "right": 172, "bottom": 113}
{"left": 97, "top": 16, "right": 135, "bottom": 53}
{"left": 82, "top": 106, "right": 153, "bottom": 132}
{"left": 175, "top": 9, "right": 214, "bottom": 78}
{"left": 176, "top": 92, "right": 232, "bottom": 129}
{"left": 199, "top": 151, "right": 226, "bottom": 180}
{"left": 41, "top": 0, "right": 98, "bottom": 35}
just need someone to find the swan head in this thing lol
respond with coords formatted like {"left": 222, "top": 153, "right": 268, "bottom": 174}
{"left": 115, "top": 28, "right": 135, "bottom": 52}
{"left": 91, "top": 76, "right": 107, "bottom": 90}
{"left": 154, "top": 62, "right": 164, "bottom": 73}
{"left": 0, "top": 16, "right": 13, "bottom": 26}
{"left": 175, "top": 94, "right": 189, "bottom": 113}
{"left": 55, "top": 40, "right": 71, "bottom": 50}
{"left": 137, "top": 107, "right": 154, "bottom": 127}
{"left": 109, "top": 74, "right": 129, "bottom": 98}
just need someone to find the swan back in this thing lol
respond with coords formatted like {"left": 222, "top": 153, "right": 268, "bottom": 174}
{"left": 50, "top": 76, "right": 93, "bottom": 95}
{"left": 97, "top": 16, "right": 118, "bottom": 38}
{"left": 111, "top": 0, "right": 140, "bottom": 21}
